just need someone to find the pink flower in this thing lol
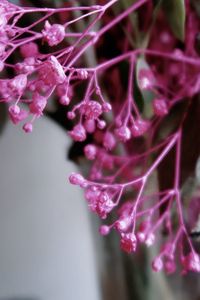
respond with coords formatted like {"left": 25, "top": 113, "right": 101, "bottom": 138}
{"left": 115, "top": 126, "right": 131, "bottom": 142}
{"left": 69, "top": 173, "right": 87, "bottom": 188}
{"left": 138, "top": 69, "right": 155, "bottom": 90}
{"left": 182, "top": 252, "right": 200, "bottom": 273}
{"left": 115, "top": 216, "right": 132, "bottom": 233}
{"left": 81, "top": 101, "right": 102, "bottom": 120}
{"left": 20, "top": 42, "right": 39, "bottom": 58}
{"left": 9, "top": 74, "right": 27, "bottom": 94}
{"left": 164, "top": 260, "right": 176, "bottom": 274}
{"left": 99, "top": 225, "right": 111, "bottom": 236}
{"left": 9, "top": 106, "right": 28, "bottom": 124}
{"left": 96, "top": 191, "right": 115, "bottom": 219}
{"left": 153, "top": 99, "right": 169, "bottom": 117}
{"left": 23, "top": 122, "right": 33, "bottom": 133}
{"left": 29, "top": 93, "right": 47, "bottom": 116}
{"left": 38, "top": 56, "right": 66, "bottom": 85}
{"left": 120, "top": 233, "right": 137, "bottom": 253}
{"left": 84, "top": 144, "right": 97, "bottom": 160}
{"left": 0, "top": 0, "right": 199, "bottom": 275}
{"left": 69, "top": 124, "right": 86, "bottom": 142}
{"left": 152, "top": 256, "right": 163, "bottom": 272}
{"left": 84, "top": 119, "right": 96, "bottom": 133}
{"left": 131, "top": 119, "right": 149, "bottom": 137}
{"left": 103, "top": 132, "right": 116, "bottom": 150}
{"left": 42, "top": 21, "right": 65, "bottom": 46}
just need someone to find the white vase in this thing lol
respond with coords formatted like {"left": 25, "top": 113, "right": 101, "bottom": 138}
{"left": 0, "top": 117, "right": 100, "bottom": 300}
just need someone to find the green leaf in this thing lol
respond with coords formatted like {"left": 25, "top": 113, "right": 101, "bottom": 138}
{"left": 162, "top": 0, "right": 186, "bottom": 42}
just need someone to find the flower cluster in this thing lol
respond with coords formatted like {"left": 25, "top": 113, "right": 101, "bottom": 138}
{"left": 0, "top": 0, "right": 200, "bottom": 274}
{"left": 0, "top": 0, "right": 114, "bottom": 131}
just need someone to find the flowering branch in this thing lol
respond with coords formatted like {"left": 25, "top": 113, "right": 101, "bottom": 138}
{"left": 0, "top": 0, "right": 200, "bottom": 274}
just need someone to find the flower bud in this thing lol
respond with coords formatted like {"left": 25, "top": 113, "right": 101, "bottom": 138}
{"left": 97, "top": 120, "right": 106, "bottom": 129}
{"left": 23, "top": 122, "right": 33, "bottom": 133}
{"left": 69, "top": 173, "right": 87, "bottom": 187}
{"left": 69, "top": 124, "right": 86, "bottom": 142}
{"left": 84, "top": 144, "right": 97, "bottom": 160}
{"left": 42, "top": 21, "right": 65, "bottom": 46}
{"left": 59, "top": 95, "right": 70, "bottom": 106}
{"left": 152, "top": 256, "right": 163, "bottom": 272}
{"left": 153, "top": 99, "right": 169, "bottom": 117}
{"left": 115, "top": 126, "right": 131, "bottom": 142}
{"left": 84, "top": 119, "right": 96, "bottom": 133}
{"left": 9, "top": 74, "right": 27, "bottom": 94}
{"left": 67, "top": 111, "right": 76, "bottom": 120}
{"left": 99, "top": 225, "right": 110, "bottom": 236}
{"left": 103, "top": 132, "right": 116, "bottom": 150}
{"left": 120, "top": 233, "right": 137, "bottom": 253}
{"left": 102, "top": 102, "right": 112, "bottom": 112}
{"left": 131, "top": 119, "right": 149, "bottom": 137}
{"left": 182, "top": 252, "right": 200, "bottom": 273}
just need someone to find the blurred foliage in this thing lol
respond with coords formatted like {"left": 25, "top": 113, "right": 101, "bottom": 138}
{"left": 162, "top": 0, "right": 186, "bottom": 42}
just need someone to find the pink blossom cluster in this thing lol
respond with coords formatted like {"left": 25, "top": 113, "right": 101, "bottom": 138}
{"left": 0, "top": 0, "right": 200, "bottom": 274}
